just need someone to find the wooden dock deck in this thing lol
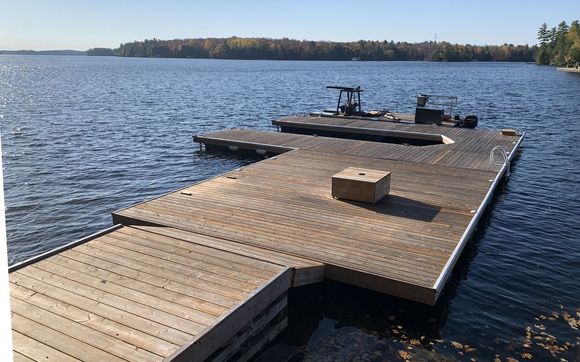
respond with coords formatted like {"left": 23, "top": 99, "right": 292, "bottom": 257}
{"left": 10, "top": 115, "right": 524, "bottom": 360}
{"left": 271, "top": 116, "right": 521, "bottom": 170}
{"left": 118, "top": 118, "right": 523, "bottom": 305}
{"left": 9, "top": 225, "right": 323, "bottom": 361}
{"left": 557, "top": 67, "right": 580, "bottom": 73}
{"left": 195, "top": 127, "right": 517, "bottom": 172}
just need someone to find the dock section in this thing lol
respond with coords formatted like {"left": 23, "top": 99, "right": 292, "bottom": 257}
{"left": 10, "top": 225, "right": 323, "bottom": 361}
{"left": 557, "top": 67, "right": 580, "bottom": 73}
{"left": 195, "top": 128, "right": 517, "bottom": 172}
{"left": 116, "top": 119, "right": 524, "bottom": 305}
{"left": 272, "top": 116, "right": 520, "bottom": 169}
{"left": 10, "top": 116, "right": 524, "bottom": 360}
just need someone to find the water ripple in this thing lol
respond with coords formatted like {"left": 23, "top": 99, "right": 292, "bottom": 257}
{"left": 1, "top": 56, "right": 579, "bottom": 360}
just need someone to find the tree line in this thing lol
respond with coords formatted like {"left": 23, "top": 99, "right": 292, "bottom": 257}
{"left": 88, "top": 37, "right": 536, "bottom": 62}
{"left": 536, "top": 20, "right": 580, "bottom": 66}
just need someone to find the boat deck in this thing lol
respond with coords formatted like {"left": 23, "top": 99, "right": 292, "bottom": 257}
{"left": 10, "top": 225, "right": 323, "bottom": 361}
{"left": 272, "top": 116, "right": 518, "bottom": 164}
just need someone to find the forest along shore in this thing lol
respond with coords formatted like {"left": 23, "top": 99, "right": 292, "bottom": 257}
{"left": 87, "top": 37, "right": 536, "bottom": 62}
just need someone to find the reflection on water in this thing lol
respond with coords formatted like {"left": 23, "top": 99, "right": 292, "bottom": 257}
{"left": 1, "top": 56, "right": 579, "bottom": 360}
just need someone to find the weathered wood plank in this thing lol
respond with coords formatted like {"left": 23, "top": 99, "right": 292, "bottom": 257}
{"left": 105, "top": 229, "right": 276, "bottom": 283}
{"left": 87, "top": 237, "right": 258, "bottom": 300}
{"left": 68, "top": 243, "right": 240, "bottom": 309}
{"left": 12, "top": 330, "right": 80, "bottom": 362}
{"left": 35, "top": 258, "right": 217, "bottom": 326}
{"left": 116, "top": 206, "right": 443, "bottom": 287}
{"left": 116, "top": 226, "right": 284, "bottom": 277}
{"left": 10, "top": 272, "right": 193, "bottom": 346}
{"left": 11, "top": 296, "right": 160, "bottom": 361}
{"left": 11, "top": 312, "right": 126, "bottom": 362}
{"left": 12, "top": 351, "right": 36, "bottom": 362}
{"left": 126, "top": 225, "right": 325, "bottom": 287}
{"left": 10, "top": 282, "right": 179, "bottom": 357}
{"left": 18, "top": 265, "right": 208, "bottom": 336}
{"left": 61, "top": 247, "right": 229, "bottom": 312}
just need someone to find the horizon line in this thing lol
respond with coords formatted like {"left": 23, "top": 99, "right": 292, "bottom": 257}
{"left": 0, "top": 36, "right": 539, "bottom": 52}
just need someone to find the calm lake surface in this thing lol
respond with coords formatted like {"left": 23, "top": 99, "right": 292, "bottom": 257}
{"left": 1, "top": 56, "right": 579, "bottom": 361}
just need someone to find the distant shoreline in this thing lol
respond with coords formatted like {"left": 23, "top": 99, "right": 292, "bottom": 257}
{"left": 0, "top": 48, "right": 540, "bottom": 63}
{"left": 1, "top": 36, "right": 539, "bottom": 62}
{"left": 0, "top": 53, "right": 539, "bottom": 63}
{"left": 0, "top": 50, "right": 85, "bottom": 56}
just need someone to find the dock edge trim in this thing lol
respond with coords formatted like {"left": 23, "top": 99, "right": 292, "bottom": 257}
{"left": 432, "top": 132, "right": 526, "bottom": 299}
{"left": 165, "top": 267, "right": 292, "bottom": 362}
{"left": 272, "top": 119, "right": 456, "bottom": 144}
{"left": 8, "top": 224, "right": 123, "bottom": 273}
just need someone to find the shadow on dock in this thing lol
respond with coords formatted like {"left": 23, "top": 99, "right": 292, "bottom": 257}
{"left": 339, "top": 195, "right": 441, "bottom": 222}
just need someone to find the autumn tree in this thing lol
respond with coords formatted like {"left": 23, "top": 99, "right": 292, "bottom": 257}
{"left": 567, "top": 21, "right": 580, "bottom": 64}
{"left": 104, "top": 37, "right": 536, "bottom": 62}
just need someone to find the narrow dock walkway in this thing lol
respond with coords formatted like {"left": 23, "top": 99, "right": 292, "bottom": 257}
{"left": 195, "top": 127, "right": 518, "bottom": 172}
{"left": 10, "top": 225, "right": 323, "bottom": 361}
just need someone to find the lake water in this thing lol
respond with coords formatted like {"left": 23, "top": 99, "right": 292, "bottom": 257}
{"left": 1, "top": 56, "right": 579, "bottom": 361}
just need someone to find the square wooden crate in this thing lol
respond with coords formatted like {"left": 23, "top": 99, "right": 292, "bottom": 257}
{"left": 331, "top": 167, "right": 391, "bottom": 204}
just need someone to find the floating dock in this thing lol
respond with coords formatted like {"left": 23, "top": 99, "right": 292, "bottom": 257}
{"left": 9, "top": 115, "right": 524, "bottom": 361}
{"left": 557, "top": 67, "right": 580, "bottom": 73}
{"left": 9, "top": 225, "right": 323, "bottom": 361}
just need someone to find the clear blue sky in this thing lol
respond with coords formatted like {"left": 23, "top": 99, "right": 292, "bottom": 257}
{"left": 0, "top": 0, "right": 577, "bottom": 50}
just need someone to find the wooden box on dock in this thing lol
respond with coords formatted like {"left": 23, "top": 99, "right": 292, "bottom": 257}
{"left": 332, "top": 167, "right": 391, "bottom": 204}
{"left": 501, "top": 128, "right": 518, "bottom": 136}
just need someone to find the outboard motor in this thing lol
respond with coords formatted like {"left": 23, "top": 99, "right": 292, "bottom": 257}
{"left": 459, "top": 115, "right": 478, "bottom": 128}
{"left": 416, "top": 95, "right": 429, "bottom": 107}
